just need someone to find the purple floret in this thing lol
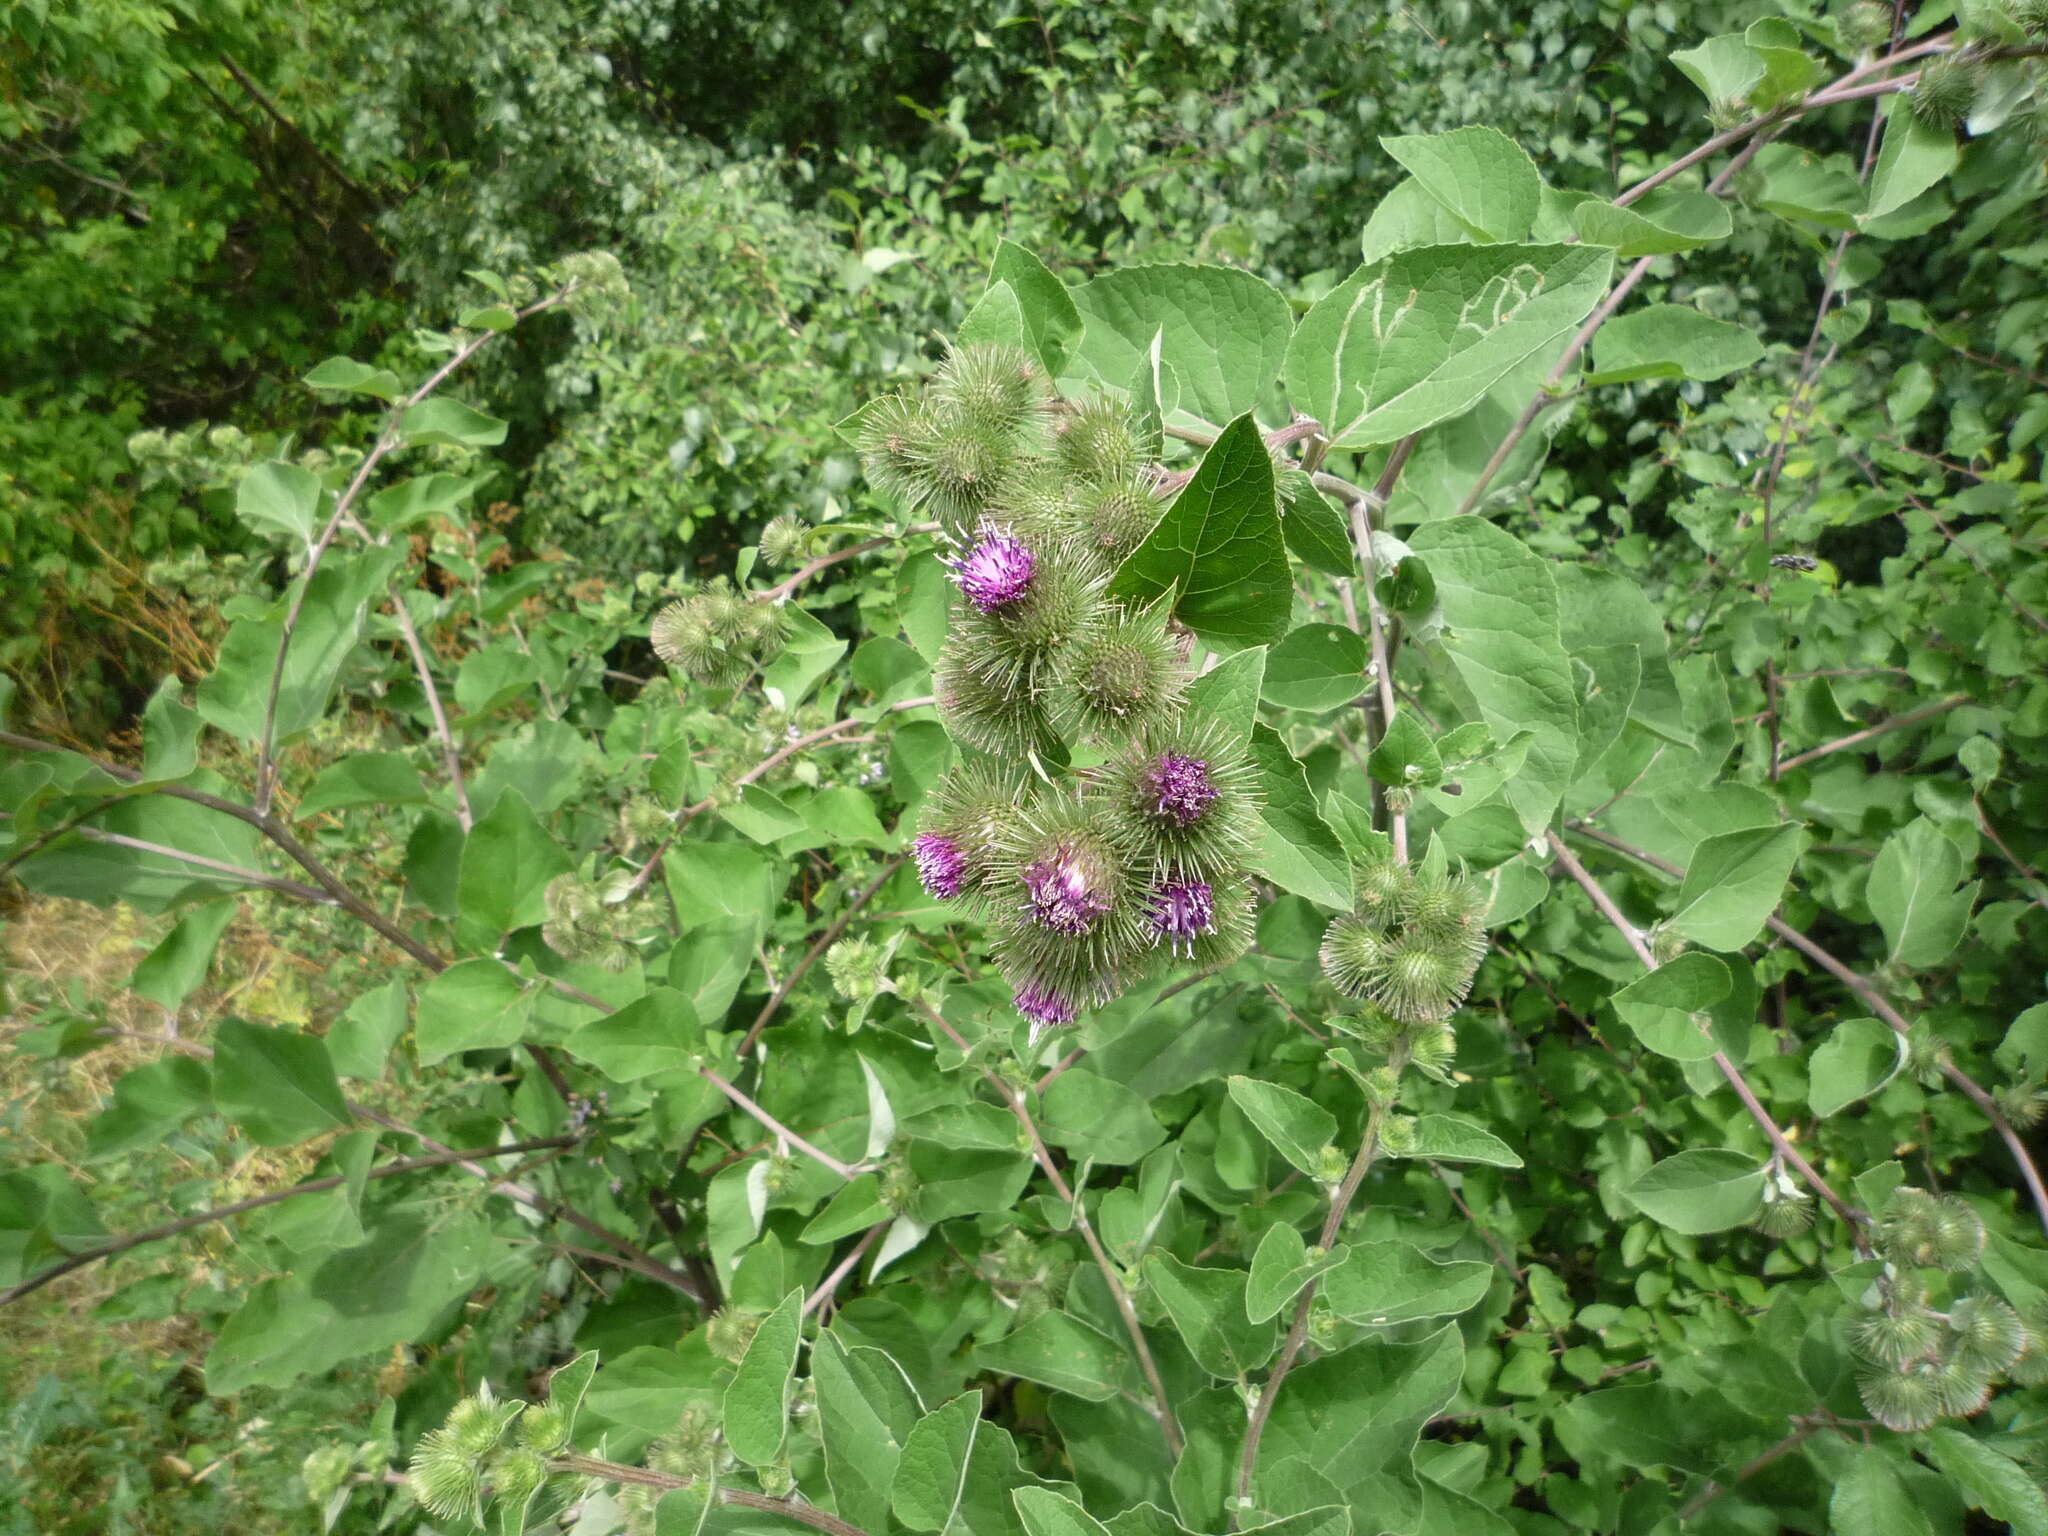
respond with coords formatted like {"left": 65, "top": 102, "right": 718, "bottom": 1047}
{"left": 950, "top": 532, "right": 1036, "bottom": 612}
{"left": 1023, "top": 846, "right": 1112, "bottom": 935}
{"left": 1149, "top": 879, "right": 1215, "bottom": 954}
{"left": 1014, "top": 979, "right": 1079, "bottom": 1029}
{"left": 914, "top": 833, "right": 967, "bottom": 899}
{"left": 1147, "top": 753, "right": 1218, "bottom": 827}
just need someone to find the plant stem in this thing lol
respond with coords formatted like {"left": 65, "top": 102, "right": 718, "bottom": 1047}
{"left": 1564, "top": 823, "right": 2048, "bottom": 1237}
{"left": 1344, "top": 487, "right": 1406, "bottom": 862}
{"left": 1234, "top": 1057, "right": 1400, "bottom": 1524}
{"left": 1774, "top": 694, "right": 1969, "bottom": 774}
{"left": 914, "top": 999, "right": 1183, "bottom": 1457}
{"left": 737, "top": 856, "right": 905, "bottom": 1054}
{"left": 546, "top": 1455, "right": 871, "bottom": 1536}
{"left": 1547, "top": 837, "right": 1863, "bottom": 1233}
{"left": 0, "top": 1137, "right": 574, "bottom": 1307}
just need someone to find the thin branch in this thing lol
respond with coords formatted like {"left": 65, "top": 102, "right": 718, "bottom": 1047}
{"left": 1566, "top": 823, "right": 2048, "bottom": 1237}
{"left": 803, "top": 1223, "right": 888, "bottom": 1319}
{"left": 1774, "top": 694, "right": 1968, "bottom": 774}
{"left": 0, "top": 816, "right": 336, "bottom": 905}
{"left": 547, "top": 1456, "right": 871, "bottom": 1536}
{"left": 738, "top": 857, "right": 905, "bottom": 1055}
{"left": 1344, "top": 482, "right": 1408, "bottom": 861}
{"left": 386, "top": 593, "right": 473, "bottom": 830}
{"left": 698, "top": 1069, "right": 860, "bottom": 1181}
{"left": 1236, "top": 1051, "right": 1403, "bottom": 1523}
{"left": 914, "top": 1000, "right": 1182, "bottom": 1456}
{"left": 0, "top": 1138, "right": 574, "bottom": 1307}
{"left": 1548, "top": 838, "right": 1863, "bottom": 1232}
{"left": 1678, "top": 1416, "right": 1835, "bottom": 1520}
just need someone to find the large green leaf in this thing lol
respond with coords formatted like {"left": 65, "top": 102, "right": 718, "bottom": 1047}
{"left": 815, "top": 1335, "right": 924, "bottom": 1536}
{"left": 1226, "top": 1077, "right": 1337, "bottom": 1180}
{"left": 1862, "top": 97, "right": 1960, "bottom": 226}
{"left": 565, "top": 988, "right": 702, "bottom": 1082}
{"left": 1144, "top": 1253, "right": 1277, "bottom": 1379}
{"left": 723, "top": 1287, "right": 804, "bottom": 1467}
{"left": 1110, "top": 413, "right": 1287, "bottom": 649}
{"left": 1379, "top": 126, "right": 1542, "bottom": 243}
{"left": 414, "top": 958, "right": 534, "bottom": 1066}
{"left": 210, "top": 1019, "right": 351, "bottom": 1146}
{"left": 1609, "top": 953, "right": 1731, "bottom": 1062}
{"left": 1405, "top": 518, "right": 1579, "bottom": 832}
{"left": 1624, "top": 1149, "right": 1764, "bottom": 1234}
{"left": 973, "top": 1311, "right": 1127, "bottom": 1402}
{"left": 1810, "top": 1018, "right": 1904, "bottom": 1117}
{"left": 989, "top": 241, "right": 1081, "bottom": 375}
{"left": 1668, "top": 822, "right": 1803, "bottom": 951}
{"left": 1319, "top": 1241, "right": 1492, "bottom": 1326}
{"left": 1586, "top": 305, "right": 1764, "bottom": 384}
{"left": 456, "top": 787, "right": 572, "bottom": 939}
{"left": 1571, "top": 190, "right": 1732, "bottom": 257}
{"left": 1285, "top": 243, "right": 1612, "bottom": 448}
{"left": 1262, "top": 624, "right": 1369, "bottom": 713}
{"left": 1867, "top": 817, "right": 1978, "bottom": 970}
{"left": 1068, "top": 264, "right": 1292, "bottom": 431}
{"left": 1246, "top": 725, "right": 1352, "bottom": 909}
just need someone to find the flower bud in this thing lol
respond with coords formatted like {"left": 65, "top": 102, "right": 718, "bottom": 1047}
{"left": 408, "top": 1432, "right": 484, "bottom": 1524}
{"left": 1994, "top": 1083, "right": 2048, "bottom": 1129}
{"left": 1054, "top": 601, "right": 1189, "bottom": 740}
{"left": 1052, "top": 397, "right": 1142, "bottom": 486}
{"left": 1837, "top": 0, "right": 1894, "bottom": 51}
{"left": 490, "top": 1447, "right": 548, "bottom": 1504}
{"left": 935, "top": 649, "right": 1054, "bottom": 757}
{"left": 1076, "top": 479, "right": 1158, "bottom": 568}
{"left": 518, "top": 1401, "right": 573, "bottom": 1454}
{"left": 1378, "top": 1114, "right": 1418, "bottom": 1155}
{"left": 759, "top": 513, "right": 808, "bottom": 566}
{"left": 919, "top": 758, "right": 1036, "bottom": 900}
{"left": 1857, "top": 1358, "right": 1945, "bottom": 1432}
{"left": 1753, "top": 1188, "right": 1814, "bottom": 1239}
{"left": 1363, "top": 1065, "right": 1402, "bottom": 1108}
{"left": 1321, "top": 915, "right": 1389, "bottom": 999}
{"left": 1852, "top": 1307, "right": 1940, "bottom": 1367}
{"left": 1910, "top": 53, "right": 1980, "bottom": 129}
{"left": 932, "top": 342, "right": 1048, "bottom": 441}
{"left": 1948, "top": 1294, "right": 2025, "bottom": 1374}
{"left": 706, "top": 1307, "right": 763, "bottom": 1365}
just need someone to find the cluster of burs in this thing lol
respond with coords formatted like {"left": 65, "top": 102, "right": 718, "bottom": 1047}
{"left": 856, "top": 342, "right": 1263, "bottom": 1030}
{"left": 1848, "top": 1186, "right": 2048, "bottom": 1431}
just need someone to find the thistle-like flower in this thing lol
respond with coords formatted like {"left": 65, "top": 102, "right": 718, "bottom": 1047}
{"left": 1148, "top": 877, "right": 1214, "bottom": 955}
{"left": 1149, "top": 754, "right": 1220, "bottom": 827}
{"left": 1023, "top": 844, "right": 1116, "bottom": 935}
{"left": 1097, "top": 715, "right": 1260, "bottom": 880}
{"left": 1910, "top": 52, "right": 1980, "bottom": 129}
{"left": 1852, "top": 1308, "right": 1941, "bottom": 1368}
{"left": 1321, "top": 914, "right": 1389, "bottom": 999}
{"left": 918, "top": 757, "right": 1035, "bottom": 900}
{"left": 949, "top": 530, "right": 1037, "bottom": 612}
{"left": 1013, "top": 976, "right": 1080, "bottom": 1032}
{"left": 1858, "top": 1357, "right": 1946, "bottom": 1433}
{"left": 914, "top": 833, "right": 969, "bottom": 899}
{"left": 935, "top": 649, "right": 1053, "bottom": 757}
{"left": 1948, "top": 1295, "right": 2026, "bottom": 1374}
{"left": 1052, "top": 396, "right": 1142, "bottom": 485}
{"left": 933, "top": 342, "right": 1049, "bottom": 439}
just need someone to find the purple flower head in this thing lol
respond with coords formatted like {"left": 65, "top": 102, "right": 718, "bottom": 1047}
{"left": 1147, "top": 753, "right": 1219, "bottom": 828}
{"left": 914, "top": 833, "right": 967, "bottom": 899}
{"left": 949, "top": 532, "right": 1036, "bottom": 612}
{"left": 1014, "top": 978, "right": 1078, "bottom": 1030}
{"left": 1023, "top": 844, "right": 1112, "bottom": 936}
{"left": 1149, "top": 879, "right": 1215, "bottom": 955}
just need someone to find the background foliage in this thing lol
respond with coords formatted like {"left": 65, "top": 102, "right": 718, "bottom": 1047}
{"left": 4, "top": 1, "right": 2048, "bottom": 1533}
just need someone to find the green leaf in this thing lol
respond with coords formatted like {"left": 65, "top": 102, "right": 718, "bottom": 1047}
{"left": 1110, "top": 413, "right": 1287, "bottom": 649}
{"left": 1624, "top": 1148, "right": 1764, "bottom": 1234}
{"left": 1997, "top": 1003, "right": 2048, "bottom": 1078}
{"left": 327, "top": 978, "right": 409, "bottom": 1080}
{"left": 235, "top": 461, "right": 322, "bottom": 546}
{"left": 1226, "top": 1077, "right": 1337, "bottom": 1180}
{"left": 762, "top": 605, "right": 848, "bottom": 712}
{"left": 1068, "top": 263, "right": 1293, "bottom": 431}
{"left": 197, "top": 547, "right": 404, "bottom": 747}
{"left": 815, "top": 1335, "right": 923, "bottom": 1534}
{"left": 1403, "top": 1114, "right": 1522, "bottom": 1168}
{"left": 414, "top": 958, "right": 534, "bottom": 1066}
{"left": 893, "top": 1391, "right": 1050, "bottom": 1534}
{"left": 302, "top": 356, "right": 401, "bottom": 400}
{"left": 1379, "top": 126, "right": 1542, "bottom": 243}
{"left": 565, "top": 989, "right": 702, "bottom": 1082}
{"left": 1922, "top": 1426, "right": 2048, "bottom": 1536}
{"left": 1245, "top": 1223, "right": 1346, "bottom": 1324}
{"left": 973, "top": 1310, "right": 1127, "bottom": 1402}
{"left": 1042, "top": 1069, "right": 1166, "bottom": 1166}
{"left": 1670, "top": 34, "right": 1764, "bottom": 107}
{"left": 908, "top": 1146, "right": 1034, "bottom": 1225}
{"left": 1320, "top": 1241, "right": 1492, "bottom": 1326}
{"left": 1585, "top": 305, "right": 1765, "bottom": 384}
{"left": 294, "top": 752, "right": 429, "bottom": 819}
{"left": 1744, "top": 18, "right": 1826, "bottom": 108}
{"left": 1277, "top": 470, "right": 1355, "bottom": 579}
{"left": 366, "top": 471, "right": 488, "bottom": 532}
{"left": 1609, "top": 953, "right": 1732, "bottom": 1062}
{"left": 990, "top": 241, "right": 1082, "bottom": 375}
{"left": 1368, "top": 710, "right": 1441, "bottom": 790}
{"left": 87, "top": 1057, "right": 213, "bottom": 1159}
{"left": 457, "top": 788, "right": 571, "bottom": 939}
{"left": 128, "top": 898, "right": 235, "bottom": 1010}
{"left": 1571, "top": 190, "right": 1733, "bottom": 257}
{"left": 1262, "top": 625, "right": 1368, "bottom": 713}
{"left": 1251, "top": 1327, "right": 1463, "bottom": 1504}
{"left": 1360, "top": 177, "right": 1475, "bottom": 263}
{"left": 1810, "top": 1018, "right": 1904, "bottom": 1117}
{"left": 1285, "top": 243, "right": 1612, "bottom": 448}
{"left": 1016, "top": 1488, "right": 1117, "bottom": 1536}
{"left": 958, "top": 278, "right": 1031, "bottom": 356}
{"left": 1747, "top": 143, "right": 1862, "bottom": 229}
{"left": 458, "top": 303, "right": 517, "bottom": 331}
{"left": 1863, "top": 97, "right": 1960, "bottom": 226}
{"left": 1668, "top": 822, "right": 1804, "bottom": 951}
{"left": 1246, "top": 725, "right": 1352, "bottom": 909}
{"left": 1186, "top": 646, "right": 1267, "bottom": 747}
{"left": 1144, "top": 1253, "right": 1277, "bottom": 1379}
{"left": 1868, "top": 817, "right": 1979, "bottom": 969}
{"left": 1406, "top": 518, "right": 1579, "bottom": 833}
{"left": 723, "top": 1287, "right": 804, "bottom": 1467}
{"left": 1829, "top": 1445, "right": 1934, "bottom": 1536}
{"left": 210, "top": 1019, "right": 351, "bottom": 1146}
{"left": 398, "top": 398, "right": 507, "bottom": 448}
